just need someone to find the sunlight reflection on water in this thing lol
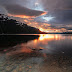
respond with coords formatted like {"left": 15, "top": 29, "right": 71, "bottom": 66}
{"left": 0, "top": 34, "right": 72, "bottom": 72}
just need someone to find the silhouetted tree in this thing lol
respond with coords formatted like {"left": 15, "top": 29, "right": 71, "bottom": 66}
{"left": 0, "top": 14, "right": 41, "bottom": 34}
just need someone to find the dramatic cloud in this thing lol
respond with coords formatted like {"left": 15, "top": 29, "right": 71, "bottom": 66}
{"left": 4, "top": 4, "right": 46, "bottom": 18}
{"left": 0, "top": 0, "right": 72, "bottom": 32}
{"left": 47, "top": 10, "right": 72, "bottom": 24}
{"left": 41, "top": 0, "right": 72, "bottom": 11}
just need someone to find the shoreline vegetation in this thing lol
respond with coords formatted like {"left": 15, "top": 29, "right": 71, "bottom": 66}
{"left": 0, "top": 14, "right": 72, "bottom": 34}
{"left": 0, "top": 14, "right": 42, "bottom": 34}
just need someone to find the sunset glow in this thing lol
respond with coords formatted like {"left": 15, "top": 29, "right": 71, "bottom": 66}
{"left": 0, "top": 0, "right": 71, "bottom": 33}
{"left": 0, "top": 0, "right": 72, "bottom": 72}
{"left": 39, "top": 34, "right": 55, "bottom": 40}
{"left": 7, "top": 10, "right": 70, "bottom": 33}
{"left": 39, "top": 28, "right": 49, "bottom": 32}
{"left": 8, "top": 14, "right": 36, "bottom": 18}
{"left": 8, "top": 12, "right": 47, "bottom": 19}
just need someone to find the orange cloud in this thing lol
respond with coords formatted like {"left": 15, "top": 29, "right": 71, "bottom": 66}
{"left": 8, "top": 13, "right": 36, "bottom": 18}
{"left": 8, "top": 11, "right": 47, "bottom": 19}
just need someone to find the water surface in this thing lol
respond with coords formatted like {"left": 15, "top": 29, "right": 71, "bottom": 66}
{"left": 0, "top": 34, "right": 72, "bottom": 72}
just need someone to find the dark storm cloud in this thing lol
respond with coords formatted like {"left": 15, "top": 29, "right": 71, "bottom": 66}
{"left": 0, "top": 0, "right": 72, "bottom": 31}
{"left": 4, "top": 4, "right": 45, "bottom": 17}
{"left": 47, "top": 10, "right": 72, "bottom": 24}
{"left": 39, "top": 0, "right": 72, "bottom": 25}
{"left": 35, "top": 10, "right": 72, "bottom": 25}
{"left": 0, "top": 0, "right": 17, "bottom": 5}
{"left": 35, "top": 9, "right": 72, "bottom": 24}
{"left": 41, "top": 0, "right": 72, "bottom": 11}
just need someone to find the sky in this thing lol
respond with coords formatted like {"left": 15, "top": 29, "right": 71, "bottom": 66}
{"left": 0, "top": 0, "right": 72, "bottom": 33}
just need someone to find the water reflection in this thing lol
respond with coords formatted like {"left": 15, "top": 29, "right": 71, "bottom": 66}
{"left": 0, "top": 35, "right": 39, "bottom": 50}
{"left": 39, "top": 34, "right": 59, "bottom": 40}
{"left": 26, "top": 34, "right": 72, "bottom": 54}
{"left": 0, "top": 34, "right": 72, "bottom": 72}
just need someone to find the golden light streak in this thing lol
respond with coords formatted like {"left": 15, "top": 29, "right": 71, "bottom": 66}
{"left": 7, "top": 13, "right": 69, "bottom": 33}
{"left": 25, "top": 34, "right": 72, "bottom": 51}
{"left": 39, "top": 28, "right": 44, "bottom": 32}
{"left": 39, "top": 27, "right": 67, "bottom": 33}
{"left": 39, "top": 27, "right": 50, "bottom": 32}
{"left": 41, "top": 11, "right": 47, "bottom": 16}
{"left": 28, "top": 22, "right": 32, "bottom": 24}
{"left": 39, "top": 34, "right": 55, "bottom": 41}
{"left": 24, "top": 20, "right": 28, "bottom": 22}
{"left": 8, "top": 14, "right": 36, "bottom": 18}
{"left": 34, "top": 39, "right": 38, "bottom": 43}
{"left": 8, "top": 12, "right": 47, "bottom": 18}
{"left": 28, "top": 34, "right": 64, "bottom": 48}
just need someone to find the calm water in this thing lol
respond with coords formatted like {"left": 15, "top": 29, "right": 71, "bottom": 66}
{"left": 0, "top": 34, "right": 72, "bottom": 72}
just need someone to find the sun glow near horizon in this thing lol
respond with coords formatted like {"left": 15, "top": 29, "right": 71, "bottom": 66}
{"left": 8, "top": 12, "right": 67, "bottom": 33}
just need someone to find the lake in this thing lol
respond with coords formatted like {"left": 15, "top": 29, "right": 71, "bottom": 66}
{"left": 0, "top": 34, "right": 72, "bottom": 72}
